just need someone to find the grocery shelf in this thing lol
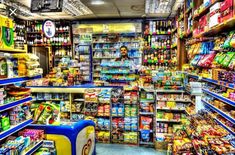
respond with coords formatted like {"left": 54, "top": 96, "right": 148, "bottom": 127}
{"left": 140, "top": 99, "right": 155, "bottom": 103}
{"left": 124, "top": 130, "right": 138, "bottom": 132}
{"left": 157, "top": 99, "right": 192, "bottom": 103}
{"left": 155, "top": 89, "right": 184, "bottom": 93}
{"left": 156, "top": 133, "right": 173, "bottom": 136}
{"left": 101, "top": 71, "right": 135, "bottom": 74}
{"left": 32, "top": 99, "right": 67, "bottom": 101}
{"left": 0, "top": 119, "right": 33, "bottom": 140}
{"left": 139, "top": 112, "right": 154, "bottom": 115}
{"left": 187, "top": 74, "right": 200, "bottom": 80}
{"left": 203, "top": 99, "right": 235, "bottom": 124}
{"left": 156, "top": 119, "right": 181, "bottom": 123}
{"left": 139, "top": 87, "right": 155, "bottom": 92}
{"left": 96, "top": 128, "right": 110, "bottom": 131}
{"left": 0, "top": 96, "right": 32, "bottom": 112}
{"left": 214, "top": 118, "right": 235, "bottom": 136}
{"left": 93, "top": 41, "right": 140, "bottom": 44}
{"left": 144, "top": 33, "right": 171, "bottom": 36}
{"left": 185, "top": 110, "right": 195, "bottom": 115}
{"left": 139, "top": 129, "right": 153, "bottom": 133}
{"left": 202, "top": 89, "right": 235, "bottom": 107}
{"left": 0, "top": 48, "right": 26, "bottom": 53}
{"left": 202, "top": 78, "right": 235, "bottom": 90}
{"left": 194, "top": 16, "right": 235, "bottom": 38}
{"left": 0, "top": 75, "right": 42, "bottom": 86}
{"left": 96, "top": 115, "right": 110, "bottom": 117}
{"left": 185, "top": 90, "right": 203, "bottom": 96}
{"left": 93, "top": 57, "right": 118, "bottom": 59}
{"left": 156, "top": 107, "right": 185, "bottom": 111}
{"left": 193, "top": 0, "right": 222, "bottom": 20}
{"left": 22, "top": 140, "right": 43, "bottom": 155}
{"left": 109, "top": 79, "right": 135, "bottom": 83}
{"left": 139, "top": 141, "right": 154, "bottom": 145}
{"left": 112, "top": 115, "right": 124, "bottom": 117}
{"left": 74, "top": 99, "right": 85, "bottom": 101}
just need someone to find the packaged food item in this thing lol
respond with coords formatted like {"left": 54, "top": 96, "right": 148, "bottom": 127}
{"left": 118, "top": 104, "right": 124, "bottom": 117}
{"left": 140, "top": 116, "right": 152, "bottom": 130}
{"left": 140, "top": 130, "right": 150, "bottom": 142}
{"left": 223, "top": 31, "right": 234, "bottom": 48}
{"left": 130, "top": 106, "right": 137, "bottom": 117}
{"left": 125, "top": 105, "right": 131, "bottom": 117}
{"left": 221, "top": 52, "right": 235, "bottom": 67}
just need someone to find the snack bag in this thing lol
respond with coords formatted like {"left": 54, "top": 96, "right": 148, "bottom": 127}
{"left": 104, "top": 119, "right": 110, "bottom": 130}
{"left": 228, "top": 56, "right": 235, "bottom": 70}
{"left": 190, "top": 55, "right": 202, "bottom": 67}
{"left": 141, "top": 130, "right": 150, "bottom": 142}
{"left": 104, "top": 132, "right": 110, "bottom": 142}
{"left": 112, "top": 118, "right": 118, "bottom": 129}
{"left": 223, "top": 31, "right": 234, "bottom": 48}
{"left": 131, "top": 122, "right": 138, "bottom": 131}
{"left": 221, "top": 52, "right": 235, "bottom": 67}
{"left": 97, "top": 131, "right": 104, "bottom": 141}
{"left": 118, "top": 118, "right": 124, "bottom": 129}
{"left": 104, "top": 105, "right": 110, "bottom": 116}
{"left": 124, "top": 117, "right": 131, "bottom": 131}
{"left": 125, "top": 105, "right": 131, "bottom": 117}
{"left": 131, "top": 106, "right": 137, "bottom": 117}
{"left": 157, "top": 111, "right": 164, "bottom": 119}
{"left": 230, "top": 32, "right": 235, "bottom": 48}
{"left": 140, "top": 116, "right": 152, "bottom": 130}
{"left": 112, "top": 105, "right": 118, "bottom": 116}
{"left": 198, "top": 53, "right": 216, "bottom": 68}
{"left": 97, "top": 105, "right": 104, "bottom": 116}
{"left": 118, "top": 104, "right": 124, "bottom": 116}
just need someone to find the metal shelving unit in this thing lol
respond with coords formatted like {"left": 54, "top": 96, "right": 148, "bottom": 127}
{"left": 202, "top": 78, "right": 235, "bottom": 90}
{"left": 0, "top": 96, "right": 32, "bottom": 112}
{"left": 203, "top": 89, "right": 235, "bottom": 107}
{"left": 0, "top": 75, "right": 42, "bottom": 86}
{"left": 22, "top": 140, "right": 44, "bottom": 155}
{"left": 203, "top": 99, "right": 235, "bottom": 124}
{"left": 0, "top": 74, "right": 42, "bottom": 142}
{"left": 0, "top": 119, "right": 33, "bottom": 140}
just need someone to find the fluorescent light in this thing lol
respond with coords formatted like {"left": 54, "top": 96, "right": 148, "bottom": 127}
{"left": 91, "top": 0, "right": 105, "bottom": 5}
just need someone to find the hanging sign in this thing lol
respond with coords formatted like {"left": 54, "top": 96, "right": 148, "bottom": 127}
{"left": 43, "top": 20, "right": 55, "bottom": 38}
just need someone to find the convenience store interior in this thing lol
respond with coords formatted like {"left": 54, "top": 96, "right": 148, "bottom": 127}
{"left": 0, "top": 0, "right": 235, "bottom": 155}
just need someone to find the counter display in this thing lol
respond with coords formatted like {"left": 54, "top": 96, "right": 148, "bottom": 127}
{"left": 29, "top": 120, "right": 96, "bottom": 155}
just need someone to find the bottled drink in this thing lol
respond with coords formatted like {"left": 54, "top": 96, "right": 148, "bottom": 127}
{"left": 156, "top": 21, "right": 159, "bottom": 34}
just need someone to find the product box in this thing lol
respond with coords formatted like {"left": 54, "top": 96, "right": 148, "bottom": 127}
{"left": 0, "top": 15, "right": 14, "bottom": 49}
{"left": 220, "top": 0, "right": 233, "bottom": 22}
{"left": 209, "top": 2, "right": 221, "bottom": 28}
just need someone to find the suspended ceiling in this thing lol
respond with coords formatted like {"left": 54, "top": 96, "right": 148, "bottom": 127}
{"left": 4, "top": 0, "right": 182, "bottom": 20}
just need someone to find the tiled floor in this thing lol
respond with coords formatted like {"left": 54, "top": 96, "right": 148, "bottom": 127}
{"left": 96, "top": 143, "right": 167, "bottom": 155}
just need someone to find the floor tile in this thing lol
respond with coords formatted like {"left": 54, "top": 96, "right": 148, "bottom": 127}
{"left": 96, "top": 143, "right": 167, "bottom": 155}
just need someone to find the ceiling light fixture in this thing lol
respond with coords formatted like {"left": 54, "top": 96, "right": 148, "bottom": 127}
{"left": 91, "top": 0, "right": 105, "bottom": 5}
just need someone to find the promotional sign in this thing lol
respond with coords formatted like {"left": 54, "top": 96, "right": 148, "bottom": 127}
{"left": 43, "top": 20, "right": 56, "bottom": 38}
{"left": 0, "top": 15, "right": 14, "bottom": 49}
{"left": 79, "top": 33, "right": 92, "bottom": 44}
